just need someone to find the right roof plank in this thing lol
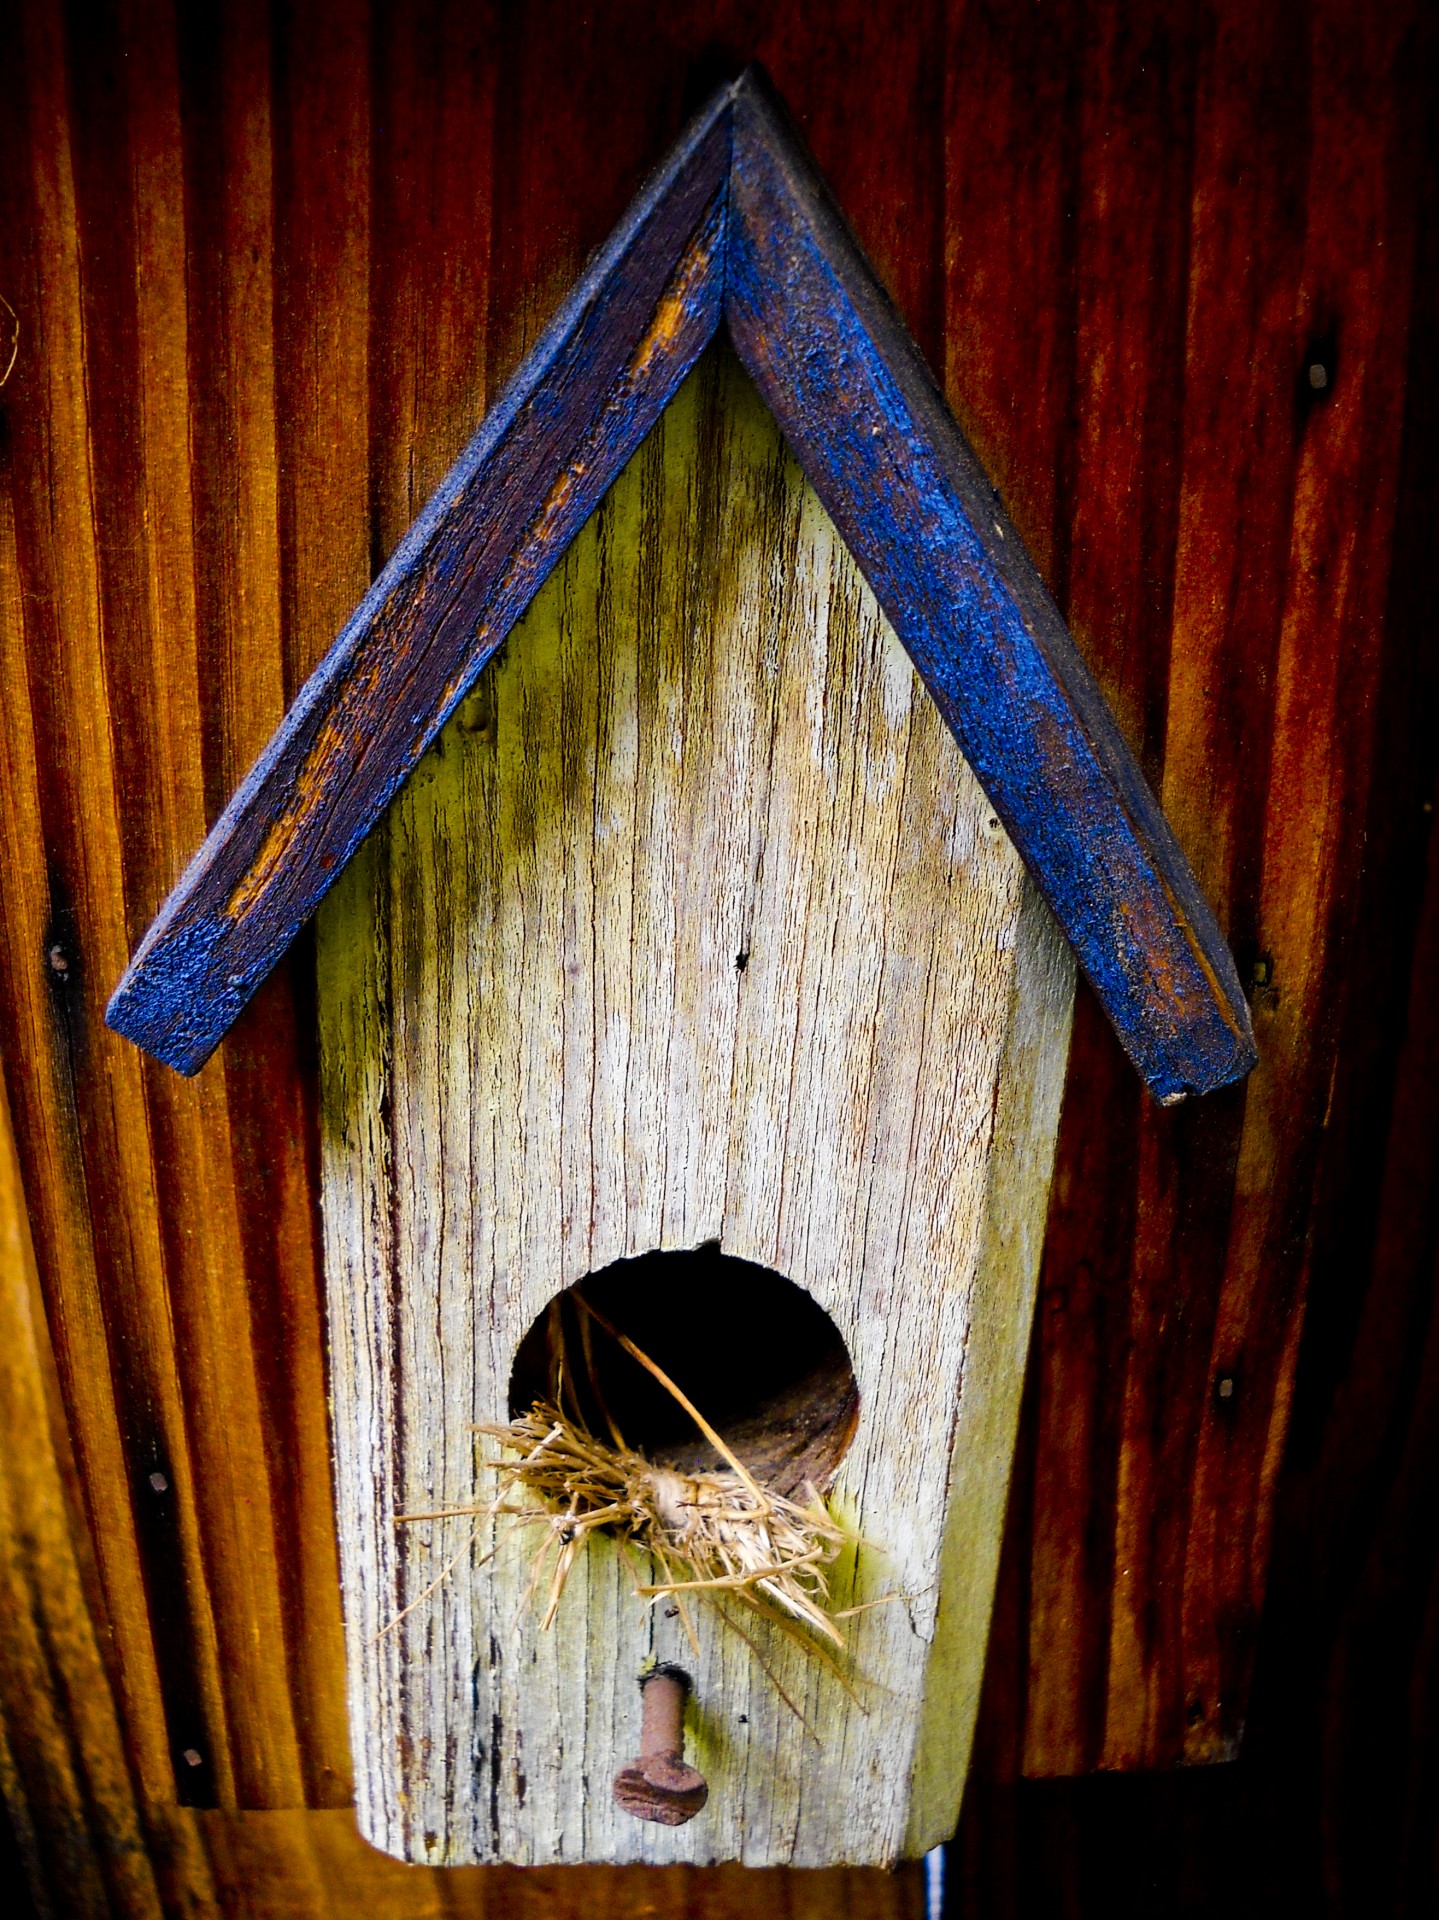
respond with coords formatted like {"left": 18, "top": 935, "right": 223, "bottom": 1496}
{"left": 725, "top": 74, "right": 1255, "bottom": 1101}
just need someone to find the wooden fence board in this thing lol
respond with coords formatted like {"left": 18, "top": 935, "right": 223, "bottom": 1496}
{"left": 0, "top": 0, "right": 1429, "bottom": 1907}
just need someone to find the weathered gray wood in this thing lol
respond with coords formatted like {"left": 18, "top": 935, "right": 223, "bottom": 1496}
{"left": 317, "top": 348, "right": 1075, "bottom": 1866}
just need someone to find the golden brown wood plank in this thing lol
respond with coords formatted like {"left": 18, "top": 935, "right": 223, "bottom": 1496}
{"left": 56, "top": 0, "right": 309, "bottom": 1804}
{"left": 0, "top": 0, "right": 368, "bottom": 1818}
{"left": 0, "top": 1063, "right": 162, "bottom": 1918}
{"left": 182, "top": 0, "right": 356, "bottom": 1806}
{"left": 0, "top": 0, "right": 233, "bottom": 1807}
{"left": 0, "top": 232, "right": 177, "bottom": 1824}
{"left": 151, "top": 1807, "right": 927, "bottom": 1918}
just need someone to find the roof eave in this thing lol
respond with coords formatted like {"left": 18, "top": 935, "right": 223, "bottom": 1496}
{"left": 106, "top": 68, "right": 1255, "bottom": 1102}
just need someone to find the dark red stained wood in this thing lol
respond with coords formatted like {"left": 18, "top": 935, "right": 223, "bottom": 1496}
{"left": 1022, "top": 0, "right": 1198, "bottom": 1758}
{"left": 271, "top": 0, "right": 373, "bottom": 704}
{"left": 935, "top": 35, "right": 1132, "bottom": 1764}
{"left": 1069, "top": 0, "right": 1302, "bottom": 1771}
{"left": 976, "top": 0, "right": 1436, "bottom": 1780}
{"left": 1064, "top": 0, "right": 1197, "bottom": 785}
{"left": 1178, "top": 0, "right": 1427, "bottom": 1763}
{"left": 955, "top": 76, "right": 1439, "bottom": 1881}
{"left": 1019, "top": 0, "right": 1249, "bottom": 1771}
{"left": 752, "top": 3, "right": 949, "bottom": 370}
{"left": 1065, "top": 0, "right": 1314, "bottom": 1773}
{"left": 940, "top": 0, "right": 1085, "bottom": 594}
{"left": 0, "top": 6, "right": 1434, "bottom": 1912}
{"left": 369, "top": 0, "right": 500, "bottom": 564}
{"left": 1021, "top": 993, "right": 1137, "bottom": 1773}
{"left": 480, "top": 0, "right": 712, "bottom": 390}
{"left": 1308, "top": 809, "right": 1439, "bottom": 1909}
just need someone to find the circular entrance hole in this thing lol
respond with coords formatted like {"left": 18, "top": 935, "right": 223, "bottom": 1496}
{"left": 508, "top": 1247, "right": 859, "bottom": 1499}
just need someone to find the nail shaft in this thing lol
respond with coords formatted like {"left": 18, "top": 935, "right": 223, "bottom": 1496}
{"left": 612, "top": 1665, "right": 709, "bottom": 1826}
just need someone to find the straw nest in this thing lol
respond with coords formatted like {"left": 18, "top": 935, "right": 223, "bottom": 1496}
{"left": 397, "top": 1294, "right": 861, "bottom": 1682}
{"left": 479, "top": 1398, "right": 850, "bottom": 1649}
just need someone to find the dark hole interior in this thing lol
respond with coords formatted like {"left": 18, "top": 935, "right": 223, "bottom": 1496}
{"left": 507, "top": 1246, "right": 859, "bottom": 1499}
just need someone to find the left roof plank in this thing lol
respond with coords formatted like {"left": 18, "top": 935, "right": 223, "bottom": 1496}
{"left": 105, "top": 83, "right": 732, "bottom": 1075}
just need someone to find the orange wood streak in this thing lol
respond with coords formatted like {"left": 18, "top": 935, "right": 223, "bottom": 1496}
{"left": 224, "top": 712, "right": 369, "bottom": 922}
{"left": 630, "top": 219, "right": 722, "bottom": 380}
{"left": 88, "top": 0, "right": 309, "bottom": 1805}
{"left": 0, "top": 1065, "right": 164, "bottom": 1918}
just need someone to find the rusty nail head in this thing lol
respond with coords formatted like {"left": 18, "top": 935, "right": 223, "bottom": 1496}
{"left": 612, "top": 1664, "right": 708, "bottom": 1826}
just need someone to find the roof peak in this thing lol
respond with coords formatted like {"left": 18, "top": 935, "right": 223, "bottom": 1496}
{"left": 106, "top": 71, "right": 1254, "bottom": 1102}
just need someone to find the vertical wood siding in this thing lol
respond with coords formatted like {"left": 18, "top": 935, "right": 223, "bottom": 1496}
{"left": 0, "top": 0, "right": 1431, "bottom": 1910}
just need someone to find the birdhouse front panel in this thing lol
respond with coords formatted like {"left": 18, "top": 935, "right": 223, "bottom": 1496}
{"left": 316, "top": 348, "right": 1076, "bottom": 1866}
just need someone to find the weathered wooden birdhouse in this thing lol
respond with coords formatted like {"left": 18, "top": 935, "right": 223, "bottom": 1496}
{"left": 108, "top": 74, "right": 1254, "bottom": 1870}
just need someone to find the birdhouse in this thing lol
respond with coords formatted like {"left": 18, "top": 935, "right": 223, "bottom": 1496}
{"left": 107, "top": 74, "right": 1254, "bottom": 1870}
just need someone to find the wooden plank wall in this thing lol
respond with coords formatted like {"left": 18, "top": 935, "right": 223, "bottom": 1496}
{"left": 0, "top": 1, "right": 1432, "bottom": 1913}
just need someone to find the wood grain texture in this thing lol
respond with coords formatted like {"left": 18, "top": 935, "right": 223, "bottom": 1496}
{"left": 0, "top": 1042, "right": 162, "bottom": 1918}
{"left": 724, "top": 76, "right": 1251, "bottom": 1105}
{"left": 108, "top": 87, "right": 729, "bottom": 1074}
{"left": 39, "top": 0, "right": 314, "bottom": 1809}
{"left": 147, "top": 1807, "right": 926, "bottom": 1918}
{"left": 1, "top": 0, "right": 276, "bottom": 1815}
{"left": 951, "top": 94, "right": 1439, "bottom": 1897}
{"left": 990, "top": 0, "right": 1430, "bottom": 1777}
{"left": 1170, "top": 0, "right": 1422, "bottom": 1766}
{"left": 317, "top": 352, "right": 1075, "bottom": 1865}
{"left": 0, "top": 3, "right": 1432, "bottom": 1911}
{"left": 108, "top": 68, "right": 1250, "bottom": 1105}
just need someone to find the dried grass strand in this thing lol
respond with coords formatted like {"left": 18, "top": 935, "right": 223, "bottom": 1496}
{"left": 476, "top": 1390, "right": 851, "bottom": 1654}
{"left": 385, "top": 1299, "right": 865, "bottom": 1683}
{"left": 569, "top": 1290, "right": 767, "bottom": 1501}
{"left": 470, "top": 1297, "right": 853, "bottom": 1658}
{"left": 0, "top": 294, "right": 16, "bottom": 390}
